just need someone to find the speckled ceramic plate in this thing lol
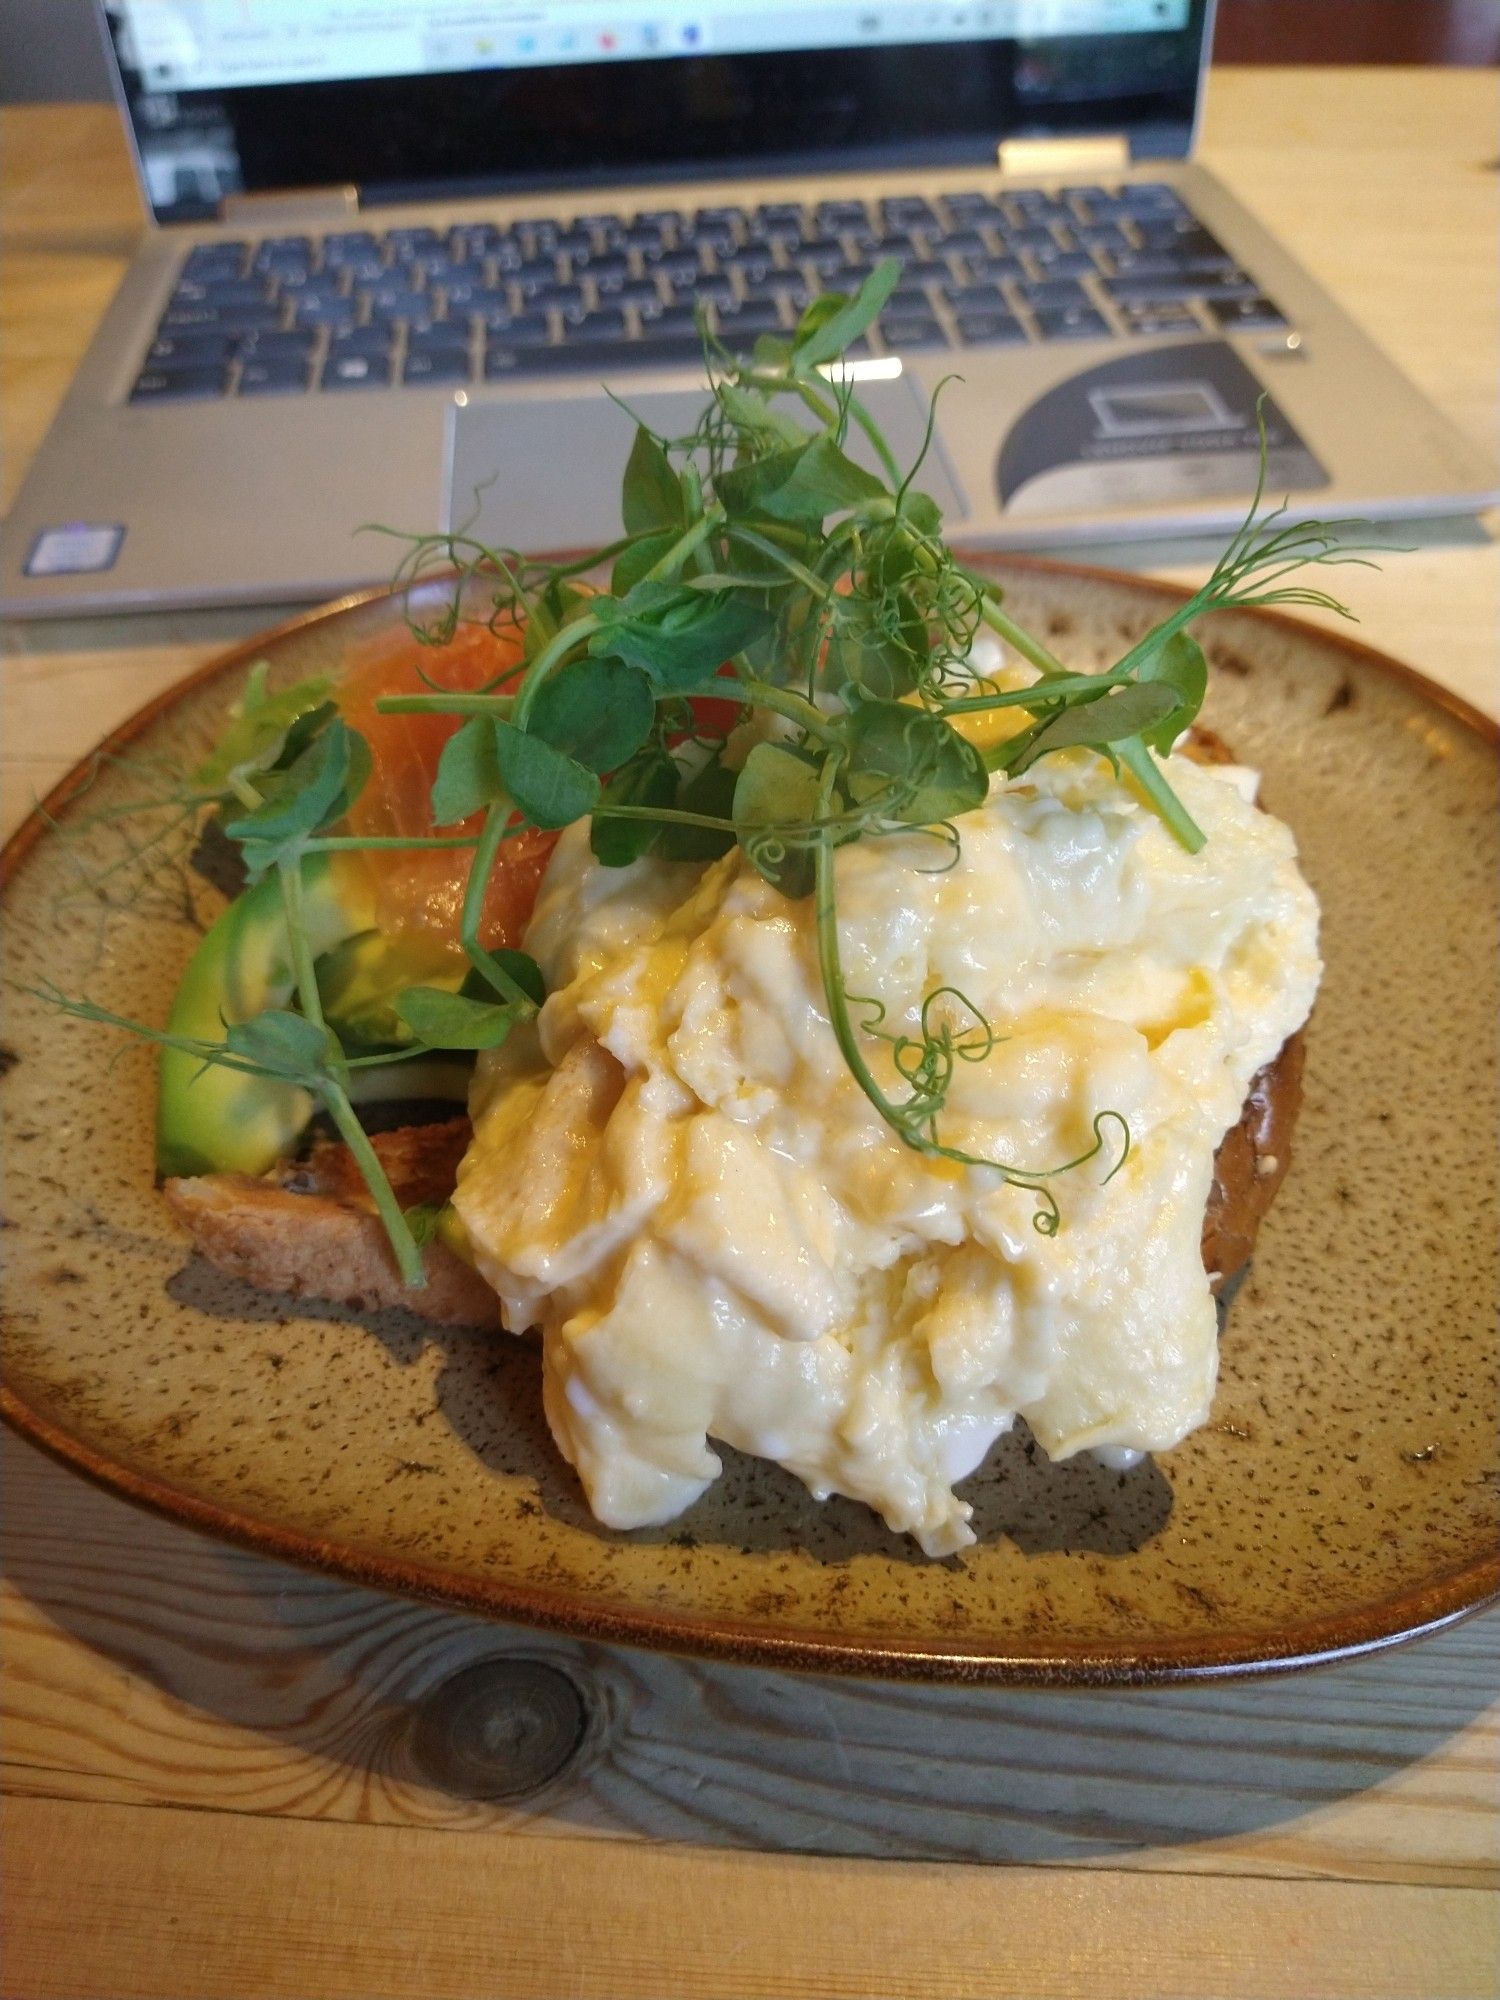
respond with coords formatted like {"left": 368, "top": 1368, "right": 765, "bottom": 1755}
{"left": 3, "top": 559, "right": 1496, "bottom": 1684}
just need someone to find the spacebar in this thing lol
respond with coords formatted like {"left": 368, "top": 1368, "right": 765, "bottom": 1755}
{"left": 486, "top": 336, "right": 709, "bottom": 376}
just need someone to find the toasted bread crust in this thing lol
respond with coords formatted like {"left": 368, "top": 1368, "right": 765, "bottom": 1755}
{"left": 163, "top": 1119, "right": 495, "bottom": 1327}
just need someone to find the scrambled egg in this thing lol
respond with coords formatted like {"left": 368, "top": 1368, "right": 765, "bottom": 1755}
{"left": 454, "top": 745, "right": 1321, "bottom": 1556}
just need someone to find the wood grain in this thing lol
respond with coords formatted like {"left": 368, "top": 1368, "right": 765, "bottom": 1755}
{"left": 3, "top": 73, "right": 1499, "bottom": 2000}
{"left": 5, "top": 1793, "right": 1498, "bottom": 2000}
{"left": 6, "top": 1433, "right": 1498, "bottom": 1883}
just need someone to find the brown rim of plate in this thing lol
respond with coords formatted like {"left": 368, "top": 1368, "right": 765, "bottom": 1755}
{"left": 3, "top": 554, "right": 1497, "bottom": 1687}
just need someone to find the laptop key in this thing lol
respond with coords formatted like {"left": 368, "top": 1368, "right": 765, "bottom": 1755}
{"left": 512, "top": 256, "right": 565, "bottom": 294}
{"left": 935, "top": 228, "right": 989, "bottom": 258}
{"left": 242, "top": 326, "right": 320, "bottom": 358}
{"left": 1109, "top": 248, "right": 1240, "bottom": 278}
{"left": 684, "top": 222, "right": 738, "bottom": 256}
{"left": 653, "top": 304, "right": 706, "bottom": 340}
{"left": 963, "top": 250, "right": 1024, "bottom": 283}
{"left": 441, "top": 283, "right": 512, "bottom": 315}
{"left": 1107, "top": 272, "right": 1256, "bottom": 304}
{"left": 322, "top": 351, "right": 392, "bottom": 389}
{"left": 478, "top": 309, "right": 552, "bottom": 344}
{"left": 1117, "top": 300, "right": 1201, "bottom": 336}
{"left": 878, "top": 313, "right": 949, "bottom": 351}
{"left": 715, "top": 299, "right": 785, "bottom": 335}
{"left": 384, "top": 226, "right": 443, "bottom": 259}
{"left": 447, "top": 224, "right": 504, "bottom": 258}
{"left": 280, "top": 280, "right": 348, "bottom": 310}
{"left": 588, "top": 255, "right": 633, "bottom": 291}
{"left": 536, "top": 281, "right": 588, "bottom": 319}
{"left": 1114, "top": 182, "right": 1188, "bottom": 213}
{"left": 881, "top": 196, "right": 937, "bottom": 231}
{"left": 1027, "top": 246, "right": 1097, "bottom": 279}
{"left": 757, "top": 269, "right": 812, "bottom": 303}
{"left": 800, "top": 237, "right": 848, "bottom": 277}
{"left": 291, "top": 296, "right": 358, "bottom": 330}
{"left": 403, "top": 347, "right": 473, "bottom": 385}
{"left": 1133, "top": 219, "right": 1229, "bottom": 256}
{"left": 148, "top": 330, "right": 237, "bottom": 365}
{"left": 633, "top": 207, "right": 689, "bottom": 235}
{"left": 721, "top": 243, "right": 777, "bottom": 281}
{"left": 942, "top": 280, "right": 1007, "bottom": 311}
{"left": 164, "top": 301, "right": 284, "bottom": 333}
{"left": 614, "top": 280, "right": 667, "bottom": 314}
{"left": 562, "top": 305, "right": 630, "bottom": 341}
{"left": 328, "top": 326, "right": 394, "bottom": 356}
{"left": 1018, "top": 277, "right": 1092, "bottom": 311}
{"left": 954, "top": 310, "right": 1027, "bottom": 346}
{"left": 655, "top": 248, "right": 706, "bottom": 286}
{"left": 130, "top": 364, "right": 228, "bottom": 402}
{"left": 1032, "top": 304, "right": 1111, "bottom": 340}
{"left": 181, "top": 240, "right": 248, "bottom": 277}
{"left": 1210, "top": 294, "right": 1289, "bottom": 331}
{"left": 485, "top": 334, "right": 706, "bottom": 377}
{"left": 175, "top": 277, "right": 273, "bottom": 307}
{"left": 1075, "top": 221, "right": 1134, "bottom": 252}
{"left": 238, "top": 357, "right": 312, "bottom": 395}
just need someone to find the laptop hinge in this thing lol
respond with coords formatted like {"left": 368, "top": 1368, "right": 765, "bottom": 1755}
{"left": 218, "top": 186, "right": 361, "bottom": 225}
{"left": 996, "top": 134, "right": 1132, "bottom": 179}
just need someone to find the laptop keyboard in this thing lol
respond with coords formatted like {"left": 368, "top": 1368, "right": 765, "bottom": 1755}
{"left": 131, "top": 181, "right": 1289, "bottom": 403}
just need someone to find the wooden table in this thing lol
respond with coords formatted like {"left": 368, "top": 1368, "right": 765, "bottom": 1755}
{"left": 2, "top": 73, "right": 1497, "bottom": 2000}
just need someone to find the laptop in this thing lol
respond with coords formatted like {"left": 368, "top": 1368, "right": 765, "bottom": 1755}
{"left": 3, "top": 0, "right": 1494, "bottom": 617}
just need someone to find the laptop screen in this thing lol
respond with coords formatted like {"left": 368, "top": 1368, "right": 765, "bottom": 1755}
{"left": 103, "top": 0, "right": 1211, "bottom": 222}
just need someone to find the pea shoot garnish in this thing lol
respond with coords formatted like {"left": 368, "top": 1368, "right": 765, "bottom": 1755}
{"left": 38, "top": 262, "right": 1384, "bottom": 1276}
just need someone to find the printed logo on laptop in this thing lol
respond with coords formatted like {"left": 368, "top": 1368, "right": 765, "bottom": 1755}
{"left": 24, "top": 523, "right": 126, "bottom": 577}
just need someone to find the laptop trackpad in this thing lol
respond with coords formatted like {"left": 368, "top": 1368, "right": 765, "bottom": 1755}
{"left": 446, "top": 377, "right": 969, "bottom": 553}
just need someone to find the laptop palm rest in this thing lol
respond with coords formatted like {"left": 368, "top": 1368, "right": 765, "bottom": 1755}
{"left": 445, "top": 377, "right": 969, "bottom": 555}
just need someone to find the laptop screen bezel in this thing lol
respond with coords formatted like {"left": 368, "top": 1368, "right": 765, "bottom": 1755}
{"left": 100, "top": 0, "right": 1215, "bottom": 224}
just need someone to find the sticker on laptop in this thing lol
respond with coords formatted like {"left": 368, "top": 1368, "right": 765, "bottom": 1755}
{"left": 996, "top": 343, "right": 1329, "bottom": 517}
{"left": 24, "top": 523, "right": 126, "bottom": 577}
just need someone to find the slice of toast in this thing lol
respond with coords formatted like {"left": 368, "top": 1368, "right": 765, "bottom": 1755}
{"left": 164, "top": 1119, "right": 495, "bottom": 1327}
{"left": 162, "top": 727, "right": 1306, "bottom": 1327}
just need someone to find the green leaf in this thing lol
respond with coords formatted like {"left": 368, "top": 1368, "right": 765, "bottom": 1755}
{"left": 431, "top": 715, "right": 505, "bottom": 825}
{"left": 394, "top": 984, "right": 522, "bottom": 1050}
{"left": 654, "top": 755, "right": 738, "bottom": 863}
{"left": 460, "top": 950, "right": 546, "bottom": 1009}
{"left": 773, "top": 435, "right": 886, "bottom": 519}
{"left": 612, "top": 528, "right": 679, "bottom": 596}
{"left": 716, "top": 444, "right": 812, "bottom": 521}
{"left": 825, "top": 590, "right": 929, "bottom": 700}
{"left": 495, "top": 719, "right": 601, "bottom": 828}
{"left": 592, "top": 584, "right": 773, "bottom": 693}
{"left": 733, "top": 741, "right": 822, "bottom": 897}
{"left": 715, "top": 382, "right": 808, "bottom": 449}
{"left": 223, "top": 718, "right": 369, "bottom": 877}
{"left": 403, "top": 1202, "right": 443, "bottom": 1248}
{"left": 792, "top": 260, "right": 903, "bottom": 367}
{"left": 223, "top": 1007, "right": 337, "bottom": 1080}
{"left": 527, "top": 655, "right": 655, "bottom": 773}
{"left": 718, "top": 435, "right": 885, "bottom": 525}
{"left": 591, "top": 745, "right": 680, "bottom": 867}
{"left": 1134, "top": 630, "right": 1209, "bottom": 752}
{"left": 898, "top": 490, "right": 943, "bottom": 537}
{"left": 843, "top": 701, "right": 989, "bottom": 825}
{"left": 1003, "top": 682, "right": 1184, "bottom": 777}
{"left": 194, "top": 665, "right": 336, "bottom": 795}
{"left": 621, "top": 426, "right": 685, "bottom": 536}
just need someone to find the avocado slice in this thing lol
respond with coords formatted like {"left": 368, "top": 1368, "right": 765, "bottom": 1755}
{"left": 157, "top": 854, "right": 377, "bottom": 1178}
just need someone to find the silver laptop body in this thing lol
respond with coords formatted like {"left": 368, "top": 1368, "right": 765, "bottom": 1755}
{"left": 3, "top": 0, "right": 1493, "bottom": 618}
